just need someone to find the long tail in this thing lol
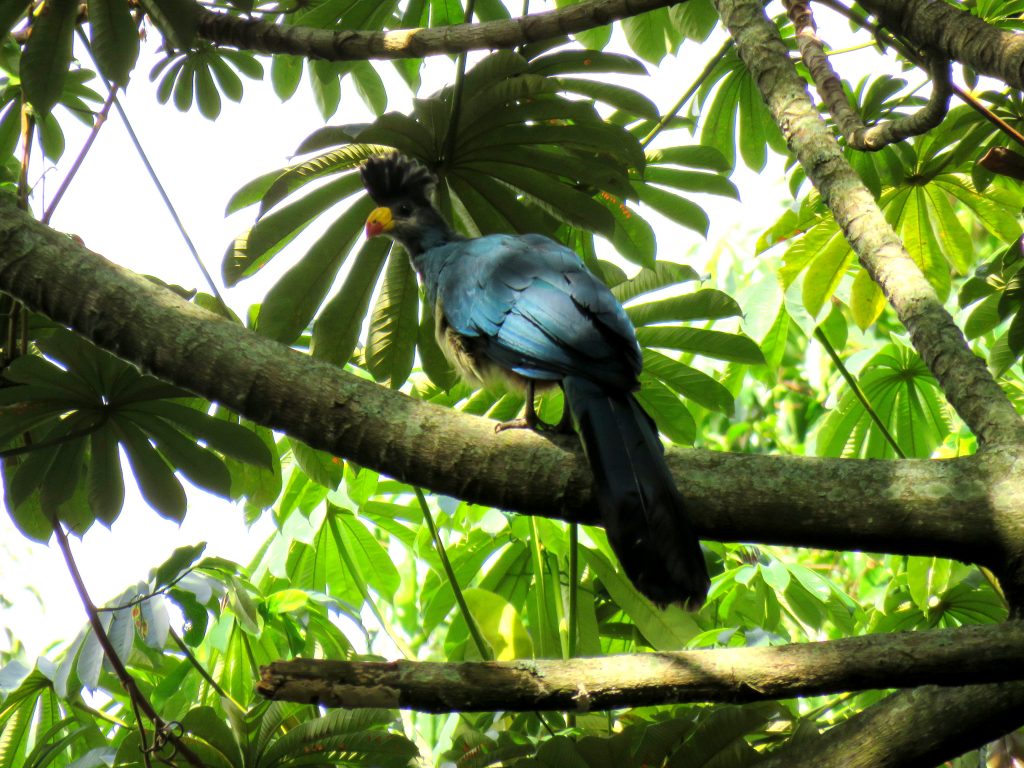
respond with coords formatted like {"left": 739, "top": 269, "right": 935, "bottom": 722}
{"left": 563, "top": 376, "right": 710, "bottom": 608}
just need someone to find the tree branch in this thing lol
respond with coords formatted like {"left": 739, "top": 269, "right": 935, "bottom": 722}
{"left": 256, "top": 622, "right": 1024, "bottom": 711}
{"left": 783, "top": 0, "right": 951, "bottom": 151}
{"left": 1, "top": 200, "right": 1024, "bottom": 577}
{"left": 195, "top": 0, "right": 678, "bottom": 61}
{"left": 856, "top": 0, "right": 1024, "bottom": 93}
{"left": 711, "top": 0, "right": 1024, "bottom": 454}
{"left": 756, "top": 681, "right": 1024, "bottom": 767}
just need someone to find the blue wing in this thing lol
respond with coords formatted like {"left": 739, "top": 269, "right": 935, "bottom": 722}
{"left": 425, "top": 234, "right": 641, "bottom": 392}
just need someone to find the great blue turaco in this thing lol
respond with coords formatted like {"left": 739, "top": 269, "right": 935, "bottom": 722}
{"left": 360, "top": 152, "right": 710, "bottom": 608}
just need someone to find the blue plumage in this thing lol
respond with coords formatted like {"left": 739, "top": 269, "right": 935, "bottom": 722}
{"left": 422, "top": 235, "right": 641, "bottom": 390}
{"left": 360, "top": 153, "right": 710, "bottom": 608}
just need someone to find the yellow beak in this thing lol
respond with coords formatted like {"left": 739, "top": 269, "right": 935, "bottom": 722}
{"left": 365, "top": 206, "right": 394, "bottom": 238}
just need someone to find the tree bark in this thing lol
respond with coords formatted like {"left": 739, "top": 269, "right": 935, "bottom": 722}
{"left": 195, "top": 0, "right": 678, "bottom": 61}
{"left": 756, "top": 682, "right": 1024, "bottom": 768}
{"left": 257, "top": 622, "right": 1024, "bottom": 711}
{"left": 3, "top": 201, "right": 1024, "bottom": 575}
{"left": 712, "top": 0, "right": 1024, "bottom": 454}
{"left": 857, "top": 0, "right": 1024, "bottom": 92}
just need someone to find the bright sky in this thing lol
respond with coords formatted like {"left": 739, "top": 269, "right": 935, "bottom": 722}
{"left": 0, "top": 15, "right": 803, "bottom": 662}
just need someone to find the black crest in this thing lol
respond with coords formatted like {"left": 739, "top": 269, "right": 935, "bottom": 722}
{"left": 360, "top": 152, "right": 437, "bottom": 207}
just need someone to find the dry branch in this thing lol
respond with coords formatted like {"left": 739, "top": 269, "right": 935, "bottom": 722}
{"left": 195, "top": 0, "right": 678, "bottom": 60}
{"left": 257, "top": 623, "right": 1024, "bottom": 711}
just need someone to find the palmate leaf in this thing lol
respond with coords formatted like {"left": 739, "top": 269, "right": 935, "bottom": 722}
{"left": 255, "top": 196, "right": 374, "bottom": 343}
{"left": 259, "top": 709, "right": 414, "bottom": 768}
{"left": 310, "top": 237, "right": 390, "bottom": 367}
{"left": 815, "top": 342, "right": 951, "bottom": 459}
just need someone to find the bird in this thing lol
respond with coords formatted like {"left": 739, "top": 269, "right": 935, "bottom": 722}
{"left": 360, "top": 152, "right": 710, "bottom": 608}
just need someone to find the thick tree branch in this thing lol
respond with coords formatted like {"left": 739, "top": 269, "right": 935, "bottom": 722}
{"left": 756, "top": 682, "right": 1024, "bottom": 767}
{"left": 256, "top": 623, "right": 1024, "bottom": 711}
{"left": 783, "top": 0, "right": 951, "bottom": 150}
{"left": 711, "top": 0, "right": 1024, "bottom": 453}
{"left": 194, "top": 0, "right": 678, "bottom": 61}
{"left": 2, "top": 201, "right": 1024, "bottom": 577}
{"left": 857, "top": 0, "right": 1024, "bottom": 93}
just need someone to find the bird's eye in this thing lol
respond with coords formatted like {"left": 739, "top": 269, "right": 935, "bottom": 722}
{"left": 396, "top": 203, "right": 412, "bottom": 216}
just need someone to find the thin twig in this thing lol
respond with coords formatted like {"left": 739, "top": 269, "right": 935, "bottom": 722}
{"left": 53, "top": 523, "right": 208, "bottom": 768}
{"left": 640, "top": 39, "right": 734, "bottom": 150}
{"left": 441, "top": 0, "right": 478, "bottom": 166}
{"left": 814, "top": 0, "right": 1024, "bottom": 150}
{"left": 414, "top": 486, "right": 493, "bottom": 660}
{"left": 75, "top": 30, "right": 229, "bottom": 311}
{"left": 95, "top": 569, "right": 195, "bottom": 612}
{"left": 42, "top": 84, "right": 119, "bottom": 225}
{"left": 169, "top": 627, "right": 234, "bottom": 702}
{"left": 813, "top": 326, "right": 905, "bottom": 457}
{"left": 783, "top": 0, "right": 951, "bottom": 151}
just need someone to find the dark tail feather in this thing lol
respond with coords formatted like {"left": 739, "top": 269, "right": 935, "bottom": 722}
{"left": 563, "top": 376, "right": 710, "bottom": 609}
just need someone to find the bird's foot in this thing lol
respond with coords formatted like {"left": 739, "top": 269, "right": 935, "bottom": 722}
{"left": 494, "top": 413, "right": 555, "bottom": 433}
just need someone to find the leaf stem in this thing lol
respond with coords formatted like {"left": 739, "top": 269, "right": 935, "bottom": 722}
{"left": 441, "top": 0, "right": 478, "bottom": 165}
{"left": 42, "top": 83, "right": 119, "bottom": 225}
{"left": 75, "top": 29, "right": 229, "bottom": 311}
{"left": 52, "top": 522, "right": 207, "bottom": 768}
{"left": 328, "top": 510, "right": 416, "bottom": 658}
{"left": 640, "top": 39, "right": 733, "bottom": 150}
{"left": 813, "top": 326, "right": 905, "bottom": 458}
{"left": 414, "top": 486, "right": 493, "bottom": 660}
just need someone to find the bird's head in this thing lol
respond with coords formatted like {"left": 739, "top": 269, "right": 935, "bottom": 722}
{"left": 360, "top": 153, "right": 453, "bottom": 256}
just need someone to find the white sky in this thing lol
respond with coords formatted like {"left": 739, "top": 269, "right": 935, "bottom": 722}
{"left": 0, "top": 8, "right": 853, "bottom": 661}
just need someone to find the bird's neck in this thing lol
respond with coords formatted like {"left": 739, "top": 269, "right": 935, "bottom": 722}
{"left": 402, "top": 213, "right": 465, "bottom": 264}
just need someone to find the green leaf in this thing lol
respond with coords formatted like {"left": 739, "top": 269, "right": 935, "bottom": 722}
{"left": 634, "top": 182, "right": 709, "bottom": 237}
{"left": 458, "top": 588, "right": 534, "bottom": 661}
{"left": 850, "top": 268, "right": 886, "bottom": 330}
{"left": 256, "top": 196, "right": 374, "bottom": 343}
{"left": 598, "top": 193, "right": 655, "bottom": 268}
{"left": 635, "top": 374, "right": 696, "bottom": 444}
{"left": 366, "top": 249, "right": 419, "bottom": 388}
{"left": 622, "top": 7, "right": 674, "bottom": 64}
{"left": 111, "top": 416, "right": 187, "bottom": 521}
{"left": 311, "top": 237, "right": 390, "bottom": 366}
{"left": 636, "top": 326, "right": 765, "bottom": 364}
{"left": 291, "top": 439, "right": 343, "bottom": 489}
{"left": 626, "top": 289, "right": 740, "bottom": 325}
{"left": 352, "top": 61, "right": 387, "bottom": 115}
{"left": 528, "top": 49, "right": 647, "bottom": 76}
{"left": 643, "top": 167, "right": 739, "bottom": 199}
{"left": 21, "top": 0, "right": 77, "bottom": 115}
{"left": 124, "top": 401, "right": 272, "bottom": 468}
{"left": 88, "top": 0, "right": 140, "bottom": 87}
{"left": 463, "top": 160, "right": 615, "bottom": 237}
{"left": 194, "top": 57, "right": 222, "bottom": 119}
{"left": 418, "top": 300, "right": 458, "bottom": 390}
{"left": 671, "top": 0, "right": 718, "bottom": 42}
{"left": 152, "top": 543, "right": 206, "bottom": 589}
{"left": 127, "top": 411, "right": 233, "bottom": 498}
{"left": 612, "top": 262, "right": 700, "bottom": 303}
{"left": 556, "top": 77, "right": 658, "bottom": 119}
{"left": 270, "top": 54, "right": 303, "bottom": 101}
{"left": 582, "top": 546, "right": 699, "bottom": 649}
{"left": 642, "top": 349, "right": 733, "bottom": 414}
{"left": 337, "top": 512, "right": 401, "bottom": 599}
{"left": 803, "top": 243, "right": 855, "bottom": 319}
{"left": 137, "top": 0, "right": 198, "bottom": 48}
